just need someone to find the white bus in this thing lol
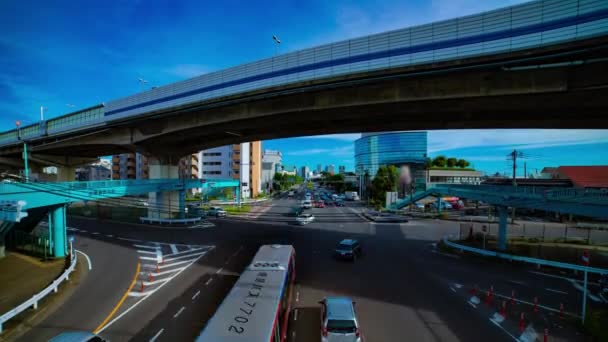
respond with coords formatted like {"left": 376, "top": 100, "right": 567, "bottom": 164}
{"left": 196, "top": 245, "right": 296, "bottom": 342}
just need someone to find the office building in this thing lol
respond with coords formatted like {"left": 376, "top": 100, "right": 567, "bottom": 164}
{"left": 300, "top": 166, "right": 310, "bottom": 180}
{"left": 325, "top": 164, "right": 335, "bottom": 175}
{"left": 262, "top": 150, "right": 282, "bottom": 192}
{"left": 339, "top": 165, "right": 346, "bottom": 175}
{"left": 199, "top": 141, "right": 261, "bottom": 198}
{"left": 76, "top": 160, "right": 111, "bottom": 181}
{"left": 355, "top": 131, "right": 428, "bottom": 194}
{"left": 111, "top": 153, "right": 149, "bottom": 180}
{"left": 317, "top": 164, "right": 322, "bottom": 173}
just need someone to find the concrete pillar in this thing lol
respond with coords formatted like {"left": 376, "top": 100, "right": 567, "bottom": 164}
{"left": 147, "top": 160, "right": 183, "bottom": 219}
{"left": 497, "top": 206, "right": 508, "bottom": 251}
{"left": 437, "top": 197, "right": 442, "bottom": 215}
{"left": 56, "top": 166, "right": 76, "bottom": 182}
{"left": 50, "top": 205, "right": 67, "bottom": 257}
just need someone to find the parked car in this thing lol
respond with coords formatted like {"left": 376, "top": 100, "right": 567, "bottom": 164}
{"left": 414, "top": 202, "right": 425, "bottom": 209}
{"left": 320, "top": 297, "right": 362, "bottom": 342}
{"left": 296, "top": 213, "right": 315, "bottom": 225}
{"left": 431, "top": 201, "right": 452, "bottom": 210}
{"left": 314, "top": 201, "right": 326, "bottom": 208}
{"left": 302, "top": 200, "right": 313, "bottom": 209}
{"left": 334, "top": 239, "right": 362, "bottom": 260}
{"left": 206, "top": 206, "right": 227, "bottom": 217}
{"left": 288, "top": 191, "right": 294, "bottom": 197}
{"left": 335, "top": 200, "right": 345, "bottom": 207}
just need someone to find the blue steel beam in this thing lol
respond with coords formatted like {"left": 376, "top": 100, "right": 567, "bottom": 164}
{"left": 390, "top": 185, "right": 608, "bottom": 219}
{"left": 0, "top": 178, "right": 239, "bottom": 212}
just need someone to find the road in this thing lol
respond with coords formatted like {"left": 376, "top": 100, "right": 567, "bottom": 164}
{"left": 14, "top": 190, "right": 599, "bottom": 341}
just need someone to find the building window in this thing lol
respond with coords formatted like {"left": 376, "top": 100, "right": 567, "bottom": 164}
{"left": 203, "top": 152, "right": 221, "bottom": 157}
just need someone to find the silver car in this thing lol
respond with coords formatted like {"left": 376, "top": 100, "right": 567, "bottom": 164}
{"left": 320, "top": 297, "right": 362, "bottom": 342}
{"left": 49, "top": 332, "right": 107, "bottom": 342}
{"left": 206, "top": 206, "right": 227, "bottom": 217}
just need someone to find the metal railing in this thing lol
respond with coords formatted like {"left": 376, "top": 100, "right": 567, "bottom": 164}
{"left": 0, "top": 252, "right": 77, "bottom": 333}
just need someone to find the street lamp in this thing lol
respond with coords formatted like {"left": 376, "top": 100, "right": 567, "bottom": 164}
{"left": 15, "top": 120, "right": 29, "bottom": 182}
{"left": 40, "top": 106, "right": 47, "bottom": 121}
{"left": 272, "top": 35, "right": 281, "bottom": 56}
{"left": 138, "top": 78, "right": 148, "bottom": 92}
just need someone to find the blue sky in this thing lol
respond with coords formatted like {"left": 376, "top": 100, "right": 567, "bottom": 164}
{"left": 2, "top": 0, "right": 607, "bottom": 175}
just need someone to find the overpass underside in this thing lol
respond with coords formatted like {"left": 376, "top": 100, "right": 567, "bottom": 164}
{"left": 0, "top": 37, "right": 607, "bottom": 163}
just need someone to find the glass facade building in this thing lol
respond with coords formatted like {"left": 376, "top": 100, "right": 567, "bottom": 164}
{"left": 355, "top": 131, "right": 428, "bottom": 180}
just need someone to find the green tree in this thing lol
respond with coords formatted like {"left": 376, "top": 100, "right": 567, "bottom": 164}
{"left": 432, "top": 156, "right": 447, "bottom": 167}
{"left": 456, "top": 159, "right": 470, "bottom": 168}
{"left": 424, "top": 157, "right": 432, "bottom": 170}
{"left": 370, "top": 165, "right": 399, "bottom": 207}
{"left": 447, "top": 157, "right": 457, "bottom": 168}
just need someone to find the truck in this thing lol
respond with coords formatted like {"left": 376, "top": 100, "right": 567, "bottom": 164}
{"left": 344, "top": 191, "right": 359, "bottom": 201}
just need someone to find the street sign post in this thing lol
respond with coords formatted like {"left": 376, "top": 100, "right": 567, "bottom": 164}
{"left": 582, "top": 250, "right": 590, "bottom": 323}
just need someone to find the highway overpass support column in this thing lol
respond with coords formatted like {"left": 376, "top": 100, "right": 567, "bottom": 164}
{"left": 56, "top": 166, "right": 76, "bottom": 182}
{"left": 148, "top": 158, "right": 183, "bottom": 219}
{"left": 497, "top": 206, "right": 508, "bottom": 251}
{"left": 49, "top": 205, "right": 67, "bottom": 258}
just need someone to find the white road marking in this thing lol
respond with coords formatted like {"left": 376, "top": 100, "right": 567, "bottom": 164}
{"left": 468, "top": 302, "right": 477, "bottom": 309}
{"left": 167, "top": 247, "right": 205, "bottom": 257}
{"left": 75, "top": 249, "right": 92, "bottom": 270}
{"left": 545, "top": 288, "right": 568, "bottom": 295}
{"left": 150, "top": 328, "right": 164, "bottom": 342}
{"left": 163, "top": 251, "right": 207, "bottom": 263}
{"left": 294, "top": 309, "right": 298, "bottom": 321}
{"left": 491, "top": 291, "right": 579, "bottom": 317}
{"left": 192, "top": 290, "right": 201, "bottom": 300}
{"left": 507, "top": 280, "right": 526, "bottom": 286}
{"left": 137, "top": 250, "right": 158, "bottom": 255}
{"left": 450, "top": 287, "right": 457, "bottom": 293}
{"left": 91, "top": 232, "right": 100, "bottom": 235}
{"left": 205, "top": 278, "right": 213, "bottom": 286}
{"left": 118, "top": 237, "right": 141, "bottom": 242}
{"left": 529, "top": 270, "right": 599, "bottom": 286}
{"left": 170, "top": 244, "right": 178, "bottom": 254}
{"left": 454, "top": 283, "right": 463, "bottom": 289}
{"left": 216, "top": 267, "right": 224, "bottom": 274}
{"left": 173, "top": 306, "right": 185, "bottom": 319}
{"left": 139, "top": 256, "right": 159, "bottom": 261}
{"left": 292, "top": 331, "right": 296, "bottom": 341}
{"left": 151, "top": 267, "right": 187, "bottom": 277}
{"left": 469, "top": 296, "right": 480, "bottom": 305}
{"left": 158, "top": 259, "right": 198, "bottom": 269}
{"left": 134, "top": 244, "right": 161, "bottom": 250}
{"left": 143, "top": 277, "right": 173, "bottom": 286}
{"left": 105, "top": 234, "right": 114, "bottom": 238}
{"left": 489, "top": 317, "right": 518, "bottom": 342}
{"left": 518, "top": 324, "right": 538, "bottom": 342}
{"left": 296, "top": 292, "right": 300, "bottom": 302}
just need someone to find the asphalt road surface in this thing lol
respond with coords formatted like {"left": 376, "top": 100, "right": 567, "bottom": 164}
{"left": 15, "top": 191, "right": 598, "bottom": 341}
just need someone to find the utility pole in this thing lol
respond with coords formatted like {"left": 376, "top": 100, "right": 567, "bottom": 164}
{"left": 524, "top": 162, "right": 527, "bottom": 179}
{"left": 507, "top": 149, "right": 524, "bottom": 186}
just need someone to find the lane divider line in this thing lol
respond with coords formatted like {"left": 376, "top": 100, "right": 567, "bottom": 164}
{"left": 170, "top": 244, "right": 178, "bottom": 254}
{"left": 75, "top": 249, "right": 92, "bottom": 270}
{"left": 150, "top": 328, "right": 164, "bottom": 342}
{"left": 173, "top": 306, "right": 185, "bottom": 319}
{"left": 134, "top": 244, "right": 161, "bottom": 250}
{"left": 93, "top": 262, "right": 140, "bottom": 334}
{"left": 215, "top": 267, "right": 224, "bottom": 274}
{"left": 192, "top": 290, "right": 201, "bottom": 300}
{"left": 205, "top": 278, "right": 213, "bottom": 286}
{"left": 545, "top": 288, "right": 568, "bottom": 295}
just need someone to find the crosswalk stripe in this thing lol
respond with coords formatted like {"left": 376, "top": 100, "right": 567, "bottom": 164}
{"left": 163, "top": 251, "right": 207, "bottom": 263}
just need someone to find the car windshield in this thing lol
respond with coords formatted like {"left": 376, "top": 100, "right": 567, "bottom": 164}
{"left": 338, "top": 243, "right": 353, "bottom": 251}
{"left": 327, "top": 319, "right": 356, "bottom": 333}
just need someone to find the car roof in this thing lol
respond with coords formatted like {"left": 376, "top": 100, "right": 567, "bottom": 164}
{"left": 339, "top": 239, "right": 358, "bottom": 245}
{"left": 324, "top": 297, "right": 355, "bottom": 320}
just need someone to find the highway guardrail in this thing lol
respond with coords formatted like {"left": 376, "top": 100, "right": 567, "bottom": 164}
{"left": 0, "top": 252, "right": 77, "bottom": 333}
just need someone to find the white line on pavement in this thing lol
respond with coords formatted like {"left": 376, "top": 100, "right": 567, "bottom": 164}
{"left": 159, "top": 259, "right": 197, "bottom": 269}
{"left": 100, "top": 253, "right": 208, "bottom": 334}
{"left": 134, "top": 244, "right": 161, "bottom": 250}
{"left": 173, "top": 306, "right": 185, "bottom": 319}
{"left": 151, "top": 267, "right": 186, "bottom": 277}
{"left": 468, "top": 302, "right": 477, "bottom": 309}
{"left": 143, "top": 277, "right": 173, "bottom": 286}
{"left": 91, "top": 232, "right": 100, "bottom": 235}
{"left": 545, "top": 288, "right": 568, "bottom": 295}
{"left": 294, "top": 309, "right": 298, "bottom": 321}
{"left": 163, "top": 251, "right": 207, "bottom": 263}
{"left": 137, "top": 250, "right": 158, "bottom": 255}
{"left": 167, "top": 247, "right": 205, "bottom": 257}
{"left": 105, "top": 234, "right": 114, "bottom": 238}
{"left": 139, "top": 256, "right": 159, "bottom": 261}
{"left": 450, "top": 287, "right": 457, "bottom": 293}
{"left": 150, "top": 328, "right": 164, "bottom": 342}
{"left": 118, "top": 237, "right": 141, "bottom": 242}
{"left": 489, "top": 317, "right": 518, "bottom": 342}
{"left": 170, "top": 244, "right": 178, "bottom": 254}
{"left": 192, "top": 290, "right": 201, "bottom": 300}
{"left": 205, "top": 278, "right": 213, "bottom": 286}
{"left": 569, "top": 280, "right": 602, "bottom": 302}
{"left": 296, "top": 292, "right": 300, "bottom": 302}
{"left": 292, "top": 331, "right": 296, "bottom": 341}
{"left": 75, "top": 249, "right": 92, "bottom": 270}
{"left": 216, "top": 267, "right": 224, "bottom": 274}
{"left": 529, "top": 270, "right": 599, "bottom": 286}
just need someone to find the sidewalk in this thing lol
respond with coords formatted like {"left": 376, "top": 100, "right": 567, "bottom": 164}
{"left": 0, "top": 252, "right": 65, "bottom": 315}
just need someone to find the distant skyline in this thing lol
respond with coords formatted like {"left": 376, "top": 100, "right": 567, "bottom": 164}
{"left": 262, "top": 130, "right": 608, "bottom": 177}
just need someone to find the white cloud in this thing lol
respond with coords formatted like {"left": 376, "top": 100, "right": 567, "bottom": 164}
{"left": 428, "top": 129, "right": 608, "bottom": 153}
{"left": 286, "top": 145, "right": 353, "bottom": 157}
{"left": 166, "top": 64, "right": 210, "bottom": 78}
